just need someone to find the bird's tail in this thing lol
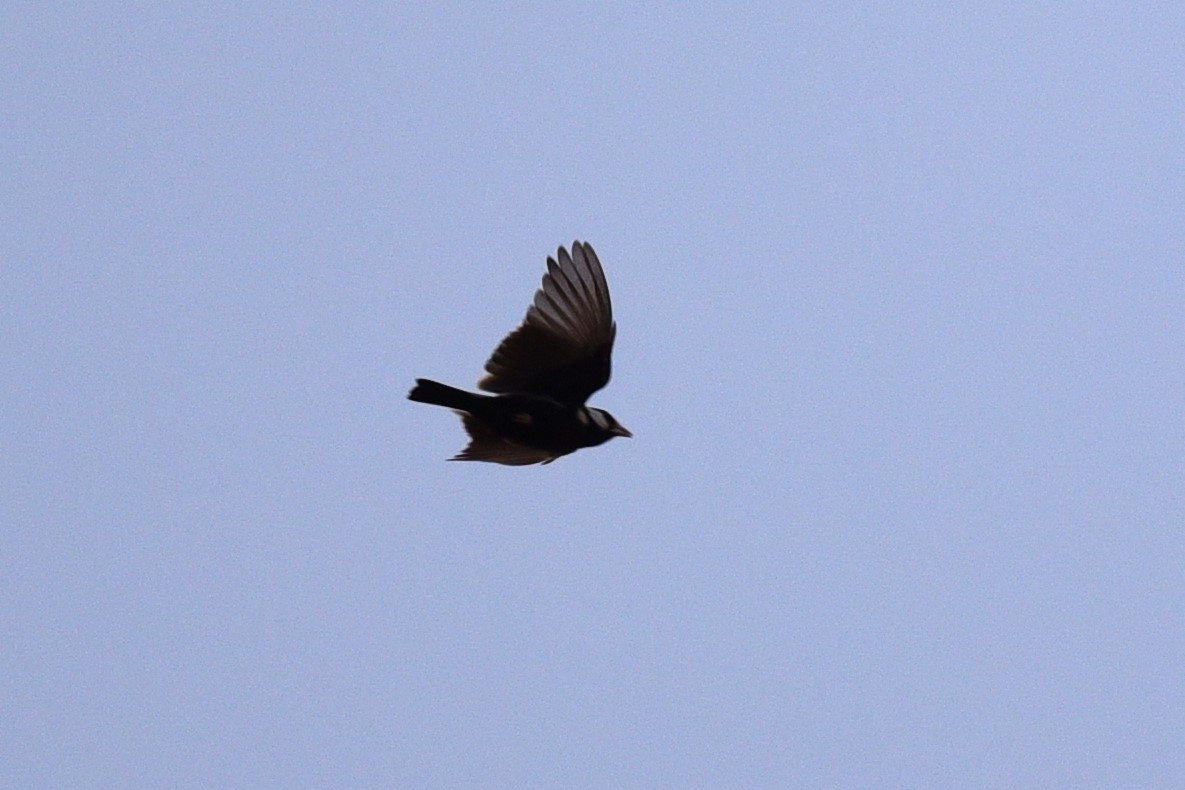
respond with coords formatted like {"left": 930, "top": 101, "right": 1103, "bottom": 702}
{"left": 407, "top": 378, "right": 478, "bottom": 411}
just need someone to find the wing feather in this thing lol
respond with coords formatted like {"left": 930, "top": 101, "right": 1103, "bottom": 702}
{"left": 478, "top": 241, "right": 616, "bottom": 404}
{"left": 450, "top": 414, "right": 560, "bottom": 465}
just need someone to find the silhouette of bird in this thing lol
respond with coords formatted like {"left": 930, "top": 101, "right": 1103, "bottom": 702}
{"left": 408, "top": 241, "right": 630, "bottom": 465}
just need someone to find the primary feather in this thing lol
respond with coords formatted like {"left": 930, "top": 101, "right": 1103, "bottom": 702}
{"left": 479, "top": 241, "right": 616, "bottom": 405}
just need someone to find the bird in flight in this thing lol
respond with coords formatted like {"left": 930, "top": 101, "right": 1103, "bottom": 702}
{"left": 408, "top": 241, "right": 631, "bottom": 465}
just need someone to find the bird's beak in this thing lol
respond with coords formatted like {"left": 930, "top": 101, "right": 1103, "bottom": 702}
{"left": 611, "top": 425, "right": 633, "bottom": 438}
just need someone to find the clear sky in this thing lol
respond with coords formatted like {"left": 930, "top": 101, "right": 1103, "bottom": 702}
{"left": 4, "top": 4, "right": 1183, "bottom": 787}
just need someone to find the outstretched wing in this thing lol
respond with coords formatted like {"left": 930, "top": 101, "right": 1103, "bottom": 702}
{"left": 451, "top": 414, "right": 562, "bottom": 466}
{"left": 478, "top": 241, "right": 616, "bottom": 404}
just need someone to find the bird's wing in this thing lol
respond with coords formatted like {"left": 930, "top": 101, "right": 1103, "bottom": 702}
{"left": 478, "top": 241, "right": 616, "bottom": 404}
{"left": 451, "top": 414, "right": 561, "bottom": 465}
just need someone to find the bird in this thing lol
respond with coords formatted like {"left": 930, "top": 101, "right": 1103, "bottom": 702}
{"left": 408, "top": 241, "right": 631, "bottom": 465}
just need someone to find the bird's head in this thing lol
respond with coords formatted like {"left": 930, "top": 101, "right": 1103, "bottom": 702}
{"left": 589, "top": 407, "right": 632, "bottom": 440}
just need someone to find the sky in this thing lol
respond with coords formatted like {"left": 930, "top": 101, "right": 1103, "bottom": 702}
{"left": 3, "top": 3, "right": 1183, "bottom": 787}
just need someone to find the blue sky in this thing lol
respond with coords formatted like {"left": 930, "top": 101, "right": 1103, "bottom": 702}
{"left": 4, "top": 4, "right": 1183, "bottom": 786}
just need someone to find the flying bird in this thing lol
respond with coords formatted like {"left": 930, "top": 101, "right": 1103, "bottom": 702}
{"left": 408, "top": 241, "right": 631, "bottom": 465}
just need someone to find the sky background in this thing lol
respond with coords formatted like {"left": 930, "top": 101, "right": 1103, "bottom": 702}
{"left": 4, "top": 3, "right": 1183, "bottom": 787}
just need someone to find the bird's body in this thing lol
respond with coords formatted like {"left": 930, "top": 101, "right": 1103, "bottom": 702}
{"left": 408, "top": 241, "right": 630, "bottom": 465}
{"left": 408, "top": 378, "right": 625, "bottom": 464}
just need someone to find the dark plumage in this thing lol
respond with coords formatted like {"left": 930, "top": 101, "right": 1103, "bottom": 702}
{"left": 408, "top": 241, "right": 630, "bottom": 465}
